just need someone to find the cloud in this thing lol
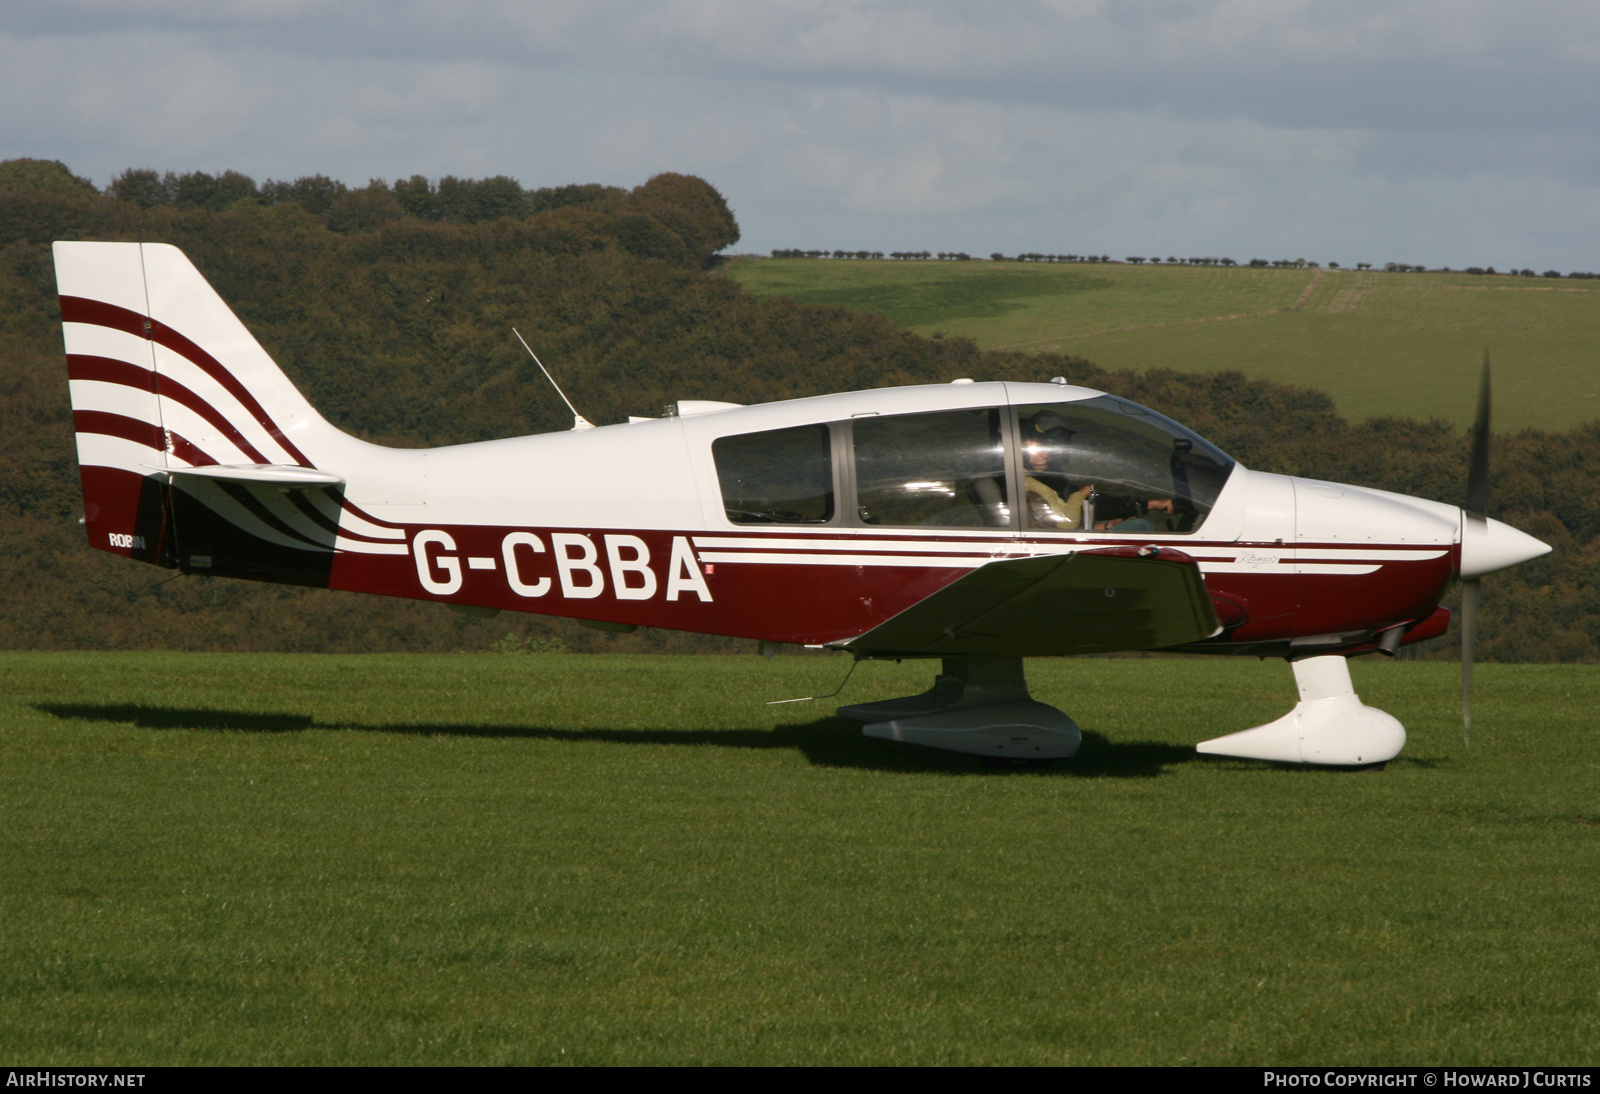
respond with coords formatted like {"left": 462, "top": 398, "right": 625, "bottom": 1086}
{"left": 15, "top": 3, "right": 1598, "bottom": 132}
{"left": 1, "top": 2, "right": 1596, "bottom": 270}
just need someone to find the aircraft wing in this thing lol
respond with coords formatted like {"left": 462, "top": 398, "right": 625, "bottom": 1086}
{"left": 839, "top": 546, "right": 1219, "bottom": 657}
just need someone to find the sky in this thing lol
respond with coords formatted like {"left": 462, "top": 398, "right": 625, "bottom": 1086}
{"left": 3, "top": 1, "right": 1596, "bottom": 271}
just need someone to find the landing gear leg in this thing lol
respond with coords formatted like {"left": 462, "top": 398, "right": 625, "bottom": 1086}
{"left": 836, "top": 656, "right": 1081, "bottom": 761}
{"left": 1195, "top": 655, "right": 1406, "bottom": 766}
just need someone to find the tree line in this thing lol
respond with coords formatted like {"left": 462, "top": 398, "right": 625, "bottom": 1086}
{"left": 0, "top": 157, "right": 1592, "bottom": 662}
{"left": 108, "top": 167, "right": 630, "bottom": 228}
{"left": 770, "top": 242, "right": 1598, "bottom": 279}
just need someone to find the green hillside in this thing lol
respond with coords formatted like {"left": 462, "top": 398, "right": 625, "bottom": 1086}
{"left": 1, "top": 160, "right": 1594, "bottom": 660}
{"left": 728, "top": 259, "right": 1600, "bottom": 432}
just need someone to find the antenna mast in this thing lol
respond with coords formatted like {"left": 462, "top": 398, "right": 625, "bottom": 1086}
{"left": 513, "top": 328, "right": 594, "bottom": 430}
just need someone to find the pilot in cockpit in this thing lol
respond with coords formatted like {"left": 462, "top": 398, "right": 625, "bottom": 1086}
{"left": 1022, "top": 411, "right": 1175, "bottom": 532}
{"left": 1022, "top": 417, "right": 1093, "bottom": 530}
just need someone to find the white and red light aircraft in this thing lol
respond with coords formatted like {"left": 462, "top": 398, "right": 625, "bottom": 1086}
{"left": 55, "top": 242, "right": 1551, "bottom": 766}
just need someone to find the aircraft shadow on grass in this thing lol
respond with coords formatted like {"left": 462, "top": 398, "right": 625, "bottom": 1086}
{"left": 37, "top": 703, "right": 1195, "bottom": 778}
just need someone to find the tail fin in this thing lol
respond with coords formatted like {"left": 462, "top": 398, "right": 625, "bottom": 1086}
{"left": 55, "top": 241, "right": 390, "bottom": 584}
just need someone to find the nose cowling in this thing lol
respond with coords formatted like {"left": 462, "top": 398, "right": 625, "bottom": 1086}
{"left": 1292, "top": 479, "right": 1461, "bottom": 546}
{"left": 1459, "top": 515, "right": 1552, "bottom": 579}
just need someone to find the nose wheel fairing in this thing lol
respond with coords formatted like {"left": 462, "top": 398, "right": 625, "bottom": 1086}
{"left": 1195, "top": 655, "right": 1405, "bottom": 766}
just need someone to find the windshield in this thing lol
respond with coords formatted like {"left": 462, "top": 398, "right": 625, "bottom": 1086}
{"left": 1015, "top": 396, "right": 1234, "bottom": 534}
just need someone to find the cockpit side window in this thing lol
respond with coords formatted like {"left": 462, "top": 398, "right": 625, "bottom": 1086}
{"left": 713, "top": 424, "right": 835, "bottom": 524}
{"left": 1016, "top": 397, "right": 1234, "bottom": 534}
{"left": 852, "top": 408, "right": 1011, "bottom": 528}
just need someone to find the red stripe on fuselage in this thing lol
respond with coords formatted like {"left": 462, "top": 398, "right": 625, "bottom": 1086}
{"left": 327, "top": 525, "right": 961, "bottom": 645}
{"left": 322, "top": 524, "right": 1456, "bottom": 649}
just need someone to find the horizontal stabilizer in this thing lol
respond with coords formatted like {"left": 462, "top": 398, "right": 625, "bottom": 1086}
{"left": 840, "top": 547, "right": 1219, "bottom": 657}
{"left": 144, "top": 463, "right": 345, "bottom": 487}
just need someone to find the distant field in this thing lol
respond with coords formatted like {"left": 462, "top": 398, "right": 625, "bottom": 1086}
{"left": 728, "top": 259, "right": 1600, "bottom": 432}
{"left": 4, "top": 652, "right": 1597, "bottom": 1065}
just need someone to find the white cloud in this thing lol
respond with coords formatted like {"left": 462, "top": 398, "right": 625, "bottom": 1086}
{"left": 1, "top": 2, "right": 1596, "bottom": 270}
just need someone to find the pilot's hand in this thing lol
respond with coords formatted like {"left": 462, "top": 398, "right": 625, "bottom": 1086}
{"left": 1148, "top": 498, "right": 1175, "bottom": 513}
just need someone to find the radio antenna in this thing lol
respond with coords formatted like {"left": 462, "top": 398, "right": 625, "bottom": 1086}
{"left": 513, "top": 328, "right": 594, "bottom": 431}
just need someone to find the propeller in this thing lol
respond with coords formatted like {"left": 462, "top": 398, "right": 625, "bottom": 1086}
{"left": 1461, "top": 353, "right": 1491, "bottom": 747}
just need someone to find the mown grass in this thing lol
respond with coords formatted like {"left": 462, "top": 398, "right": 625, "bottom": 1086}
{"left": 2, "top": 652, "right": 1597, "bottom": 1065}
{"left": 727, "top": 260, "right": 1600, "bottom": 432}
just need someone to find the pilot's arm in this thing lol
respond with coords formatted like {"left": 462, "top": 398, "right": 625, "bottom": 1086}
{"left": 1025, "top": 477, "right": 1092, "bottom": 530}
{"left": 1094, "top": 496, "right": 1176, "bottom": 531}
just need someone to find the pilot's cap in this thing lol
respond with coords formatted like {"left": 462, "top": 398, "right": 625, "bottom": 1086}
{"left": 1025, "top": 410, "right": 1076, "bottom": 443}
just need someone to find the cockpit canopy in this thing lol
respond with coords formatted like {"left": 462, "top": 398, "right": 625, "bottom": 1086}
{"left": 711, "top": 394, "right": 1235, "bottom": 534}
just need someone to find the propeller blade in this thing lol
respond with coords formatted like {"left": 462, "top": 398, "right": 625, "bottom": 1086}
{"left": 1461, "top": 353, "right": 1490, "bottom": 748}
{"left": 1461, "top": 577, "right": 1479, "bottom": 747}
{"left": 1466, "top": 352, "right": 1491, "bottom": 520}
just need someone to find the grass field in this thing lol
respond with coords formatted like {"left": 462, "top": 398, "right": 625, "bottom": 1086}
{"left": 3, "top": 652, "right": 1597, "bottom": 1065}
{"left": 727, "top": 259, "right": 1600, "bottom": 433}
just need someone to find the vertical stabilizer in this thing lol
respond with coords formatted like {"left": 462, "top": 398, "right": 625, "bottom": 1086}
{"left": 55, "top": 241, "right": 360, "bottom": 582}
